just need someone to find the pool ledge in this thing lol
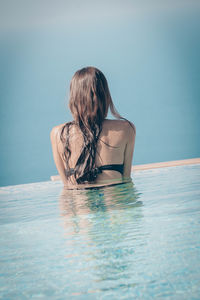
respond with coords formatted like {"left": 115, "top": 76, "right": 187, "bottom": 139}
{"left": 50, "top": 158, "right": 200, "bottom": 181}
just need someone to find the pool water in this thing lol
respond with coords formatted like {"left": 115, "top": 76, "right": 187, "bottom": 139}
{"left": 0, "top": 165, "right": 200, "bottom": 299}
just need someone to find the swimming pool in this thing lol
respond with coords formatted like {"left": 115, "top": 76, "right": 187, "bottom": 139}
{"left": 0, "top": 164, "right": 200, "bottom": 299}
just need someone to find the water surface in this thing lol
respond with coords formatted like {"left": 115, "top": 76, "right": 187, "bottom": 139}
{"left": 0, "top": 165, "right": 200, "bottom": 299}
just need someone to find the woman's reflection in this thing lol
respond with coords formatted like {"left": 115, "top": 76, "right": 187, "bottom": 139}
{"left": 59, "top": 181, "right": 143, "bottom": 285}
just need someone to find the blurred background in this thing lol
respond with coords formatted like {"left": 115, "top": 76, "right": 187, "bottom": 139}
{"left": 0, "top": 0, "right": 200, "bottom": 186}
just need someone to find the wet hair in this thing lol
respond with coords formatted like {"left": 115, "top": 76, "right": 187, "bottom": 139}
{"left": 60, "top": 66, "right": 135, "bottom": 184}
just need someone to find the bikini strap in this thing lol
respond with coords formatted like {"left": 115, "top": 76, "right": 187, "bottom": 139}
{"left": 66, "top": 164, "right": 124, "bottom": 177}
{"left": 98, "top": 164, "right": 124, "bottom": 175}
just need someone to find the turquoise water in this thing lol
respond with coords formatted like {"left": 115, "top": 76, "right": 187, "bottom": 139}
{"left": 0, "top": 165, "right": 200, "bottom": 299}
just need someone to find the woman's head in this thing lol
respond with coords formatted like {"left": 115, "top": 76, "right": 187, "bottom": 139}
{"left": 69, "top": 67, "right": 117, "bottom": 126}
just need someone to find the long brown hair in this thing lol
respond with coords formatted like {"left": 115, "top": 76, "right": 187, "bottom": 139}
{"left": 60, "top": 67, "right": 134, "bottom": 184}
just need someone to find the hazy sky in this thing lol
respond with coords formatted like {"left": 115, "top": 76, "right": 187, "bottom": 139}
{"left": 1, "top": 0, "right": 200, "bottom": 33}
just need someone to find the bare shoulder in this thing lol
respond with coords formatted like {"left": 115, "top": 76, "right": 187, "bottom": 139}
{"left": 124, "top": 120, "right": 136, "bottom": 136}
{"left": 104, "top": 119, "right": 136, "bottom": 135}
{"left": 50, "top": 123, "right": 65, "bottom": 141}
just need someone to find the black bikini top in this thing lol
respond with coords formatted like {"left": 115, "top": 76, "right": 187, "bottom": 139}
{"left": 65, "top": 164, "right": 124, "bottom": 178}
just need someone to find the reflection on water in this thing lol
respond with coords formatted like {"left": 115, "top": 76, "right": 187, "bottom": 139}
{"left": 60, "top": 181, "right": 142, "bottom": 213}
{"left": 59, "top": 181, "right": 143, "bottom": 286}
{"left": 59, "top": 180, "right": 142, "bottom": 228}
{"left": 1, "top": 165, "right": 200, "bottom": 298}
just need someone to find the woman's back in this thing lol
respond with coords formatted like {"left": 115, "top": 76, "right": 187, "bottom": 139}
{"left": 52, "top": 119, "right": 135, "bottom": 187}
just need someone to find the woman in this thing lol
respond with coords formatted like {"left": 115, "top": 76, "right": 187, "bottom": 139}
{"left": 50, "top": 67, "right": 136, "bottom": 189}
